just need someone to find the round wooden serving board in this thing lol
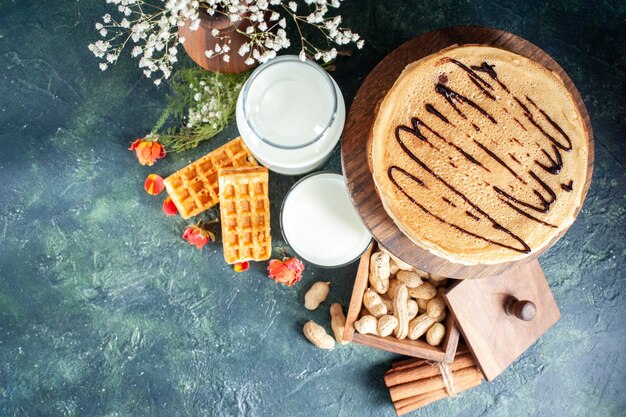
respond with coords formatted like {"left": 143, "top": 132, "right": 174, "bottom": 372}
{"left": 341, "top": 26, "right": 594, "bottom": 279}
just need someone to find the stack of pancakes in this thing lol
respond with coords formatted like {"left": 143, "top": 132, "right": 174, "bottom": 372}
{"left": 371, "top": 45, "right": 589, "bottom": 265}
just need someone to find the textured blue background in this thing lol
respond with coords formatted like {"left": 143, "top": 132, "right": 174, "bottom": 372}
{"left": 0, "top": 1, "right": 624, "bottom": 416}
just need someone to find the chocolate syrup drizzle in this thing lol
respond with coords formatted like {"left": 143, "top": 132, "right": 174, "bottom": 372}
{"left": 388, "top": 59, "right": 575, "bottom": 254}
{"left": 466, "top": 211, "right": 480, "bottom": 221}
{"left": 388, "top": 135, "right": 531, "bottom": 254}
{"left": 435, "top": 84, "right": 498, "bottom": 124}
{"left": 514, "top": 97, "right": 572, "bottom": 151}
{"left": 514, "top": 118, "right": 527, "bottom": 131}
{"left": 447, "top": 58, "right": 497, "bottom": 101}
{"left": 396, "top": 115, "right": 488, "bottom": 171}
{"left": 474, "top": 140, "right": 527, "bottom": 184}
{"left": 561, "top": 180, "right": 574, "bottom": 192}
{"left": 425, "top": 103, "right": 451, "bottom": 125}
{"left": 509, "top": 153, "right": 522, "bottom": 165}
{"left": 471, "top": 62, "right": 510, "bottom": 92}
{"left": 535, "top": 144, "right": 563, "bottom": 174}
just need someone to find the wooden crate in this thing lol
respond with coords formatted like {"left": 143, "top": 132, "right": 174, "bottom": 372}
{"left": 343, "top": 242, "right": 460, "bottom": 363}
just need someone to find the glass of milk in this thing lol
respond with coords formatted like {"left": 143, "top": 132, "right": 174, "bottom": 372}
{"left": 236, "top": 55, "right": 345, "bottom": 175}
{"left": 281, "top": 172, "right": 372, "bottom": 267}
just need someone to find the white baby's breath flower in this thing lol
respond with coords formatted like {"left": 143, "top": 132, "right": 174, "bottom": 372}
{"left": 238, "top": 43, "right": 250, "bottom": 56}
{"left": 99, "top": 63, "right": 108, "bottom": 71}
{"left": 90, "top": 0, "right": 363, "bottom": 83}
{"left": 298, "top": 50, "right": 306, "bottom": 61}
{"left": 189, "top": 19, "right": 200, "bottom": 30}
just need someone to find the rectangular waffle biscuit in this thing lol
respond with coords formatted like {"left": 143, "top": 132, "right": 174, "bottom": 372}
{"left": 163, "top": 137, "right": 258, "bottom": 219}
{"left": 218, "top": 167, "right": 271, "bottom": 264}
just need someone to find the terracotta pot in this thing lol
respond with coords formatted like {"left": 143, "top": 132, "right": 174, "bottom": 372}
{"left": 179, "top": 10, "right": 256, "bottom": 74}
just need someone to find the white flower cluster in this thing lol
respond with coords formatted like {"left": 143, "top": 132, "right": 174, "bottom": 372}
{"left": 89, "top": 0, "right": 201, "bottom": 85}
{"left": 186, "top": 78, "right": 243, "bottom": 128}
{"left": 89, "top": 0, "right": 363, "bottom": 85}
{"left": 205, "top": 0, "right": 363, "bottom": 64}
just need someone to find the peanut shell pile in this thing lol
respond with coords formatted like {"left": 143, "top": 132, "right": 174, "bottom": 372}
{"left": 355, "top": 249, "right": 450, "bottom": 346}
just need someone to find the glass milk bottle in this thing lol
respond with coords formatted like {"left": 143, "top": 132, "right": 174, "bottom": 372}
{"left": 236, "top": 55, "right": 345, "bottom": 175}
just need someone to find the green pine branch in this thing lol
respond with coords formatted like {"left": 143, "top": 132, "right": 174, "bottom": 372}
{"left": 152, "top": 68, "right": 249, "bottom": 153}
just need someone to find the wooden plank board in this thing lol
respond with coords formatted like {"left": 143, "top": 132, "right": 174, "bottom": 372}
{"left": 444, "top": 259, "right": 560, "bottom": 380}
{"left": 341, "top": 26, "right": 594, "bottom": 279}
{"left": 343, "top": 242, "right": 374, "bottom": 343}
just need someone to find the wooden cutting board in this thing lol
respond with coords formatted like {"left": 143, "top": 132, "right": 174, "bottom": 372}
{"left": 444, "top": 259, "right": 560, "bottom": 381}
{"left": 341, "top": 26, "right": 594, "bottom": 279}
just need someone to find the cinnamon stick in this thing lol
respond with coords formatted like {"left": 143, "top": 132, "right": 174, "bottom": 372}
{"left": 384, "top": 352, "right": 474, "bottom": 387}
{"left": 384, "top": 348, "right": 484, "bottom": 416}
{"left": 389, "top": 357, "right": 428, "bottom": 371}
{"left": 394, "top": 369, "right": 483, "bottom": 416}
{"left": 386, "top": 345, "right": 469, "bottom": 376}
{"left": 389, "top": 365, "right": 479, "bottom": 402}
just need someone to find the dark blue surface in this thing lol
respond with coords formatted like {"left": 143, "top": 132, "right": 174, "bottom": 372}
{"left": 0, "top": 1, "right": 625, "bottom": 416}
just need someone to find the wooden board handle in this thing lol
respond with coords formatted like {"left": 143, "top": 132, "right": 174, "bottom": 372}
{"left": 505, "top": 297, "right": 537, "bottom": 321}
